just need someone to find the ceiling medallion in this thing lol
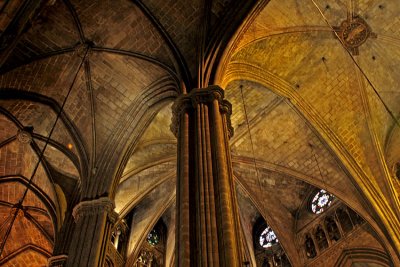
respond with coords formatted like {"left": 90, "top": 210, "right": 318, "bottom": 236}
{"left": 17, "top": 128, "right": 33, "bottom": 144}
{"left": 335, "top": 16, "right": 377, "bottom": 55}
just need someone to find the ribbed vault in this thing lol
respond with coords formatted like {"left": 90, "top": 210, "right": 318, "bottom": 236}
{"left": 0, "top": 0, "right": 399, "bottom": 266}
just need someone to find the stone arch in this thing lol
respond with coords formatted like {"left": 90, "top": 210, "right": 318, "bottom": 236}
{"left": 101, "top": 77, "right": 179, "bottom": 198}
{"left": 0, "top": 244, "right": 52, "bottom": 266}
{"left": 234, "top": 174, "right": 300, "bottom": 266}
{"left": 0, "top": 178, "right": 56, "bottom": 266}
{"left": 334, "top": 248, "right": 393, "bottom": 267}
{"left": 221, "top": 74, "right": 400, "bottom": 255}
{"left": 0, "top": 90, "right": 88, "bottom": 180}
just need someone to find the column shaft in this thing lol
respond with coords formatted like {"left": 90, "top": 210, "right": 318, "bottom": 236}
{"left": 65, "top": 197, "right": 117, "bottom": 267}
{"left": 173, "top": 86, "right": 242, "bottom": 267}
{"left": 176, "top": 110, "right": 191, "bottom": 266}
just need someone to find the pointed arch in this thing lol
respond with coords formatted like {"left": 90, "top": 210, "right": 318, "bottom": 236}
{"left": 334, "top": 248, "right": 392, "bottom": 267}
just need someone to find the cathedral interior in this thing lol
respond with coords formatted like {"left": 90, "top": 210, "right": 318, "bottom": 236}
{"left": 0, "top": 0, "right": 399, "bottom": 266}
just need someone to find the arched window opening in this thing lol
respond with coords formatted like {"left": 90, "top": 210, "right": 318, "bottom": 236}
{"left": 259, "top": 225, "right": 279, "bottom": 249}
{"left": 110, "top": 219, "right": 129, "bottom": 257}
{"left": 133, "top": 219, "right": 166, "bottom": 267}
{"left": 347, "top": 208, "right": 365, "bottom": 226}
{"left": 253, "top": 217, "right": 291, "bottom": 267}
{"left": 336, "top": 208, "right": 353, "bottom": 233}
{"left": 314, "top": 225, "right": 328, "bottom": 252}
{"left": 147, "top": 229, "right": 160, "bottom": 246}
{"left": 304, "top": 234, "right": 317, "bottom": 259}
{"left": 324, "top": 216, "right": 341, "bottom": 243}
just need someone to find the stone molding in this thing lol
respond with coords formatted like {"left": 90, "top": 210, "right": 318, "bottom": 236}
{"left": 72, "top": 197, "right": 118, "bottom": 223}
{"left": 171, "top": 85, "right": 234, "bottom": 138}
{"left": 47, "top": 254, "right": 68, "bottom": 267}
{"left": 107, "top": 244, "right": 125, "bottom": 267}
{"left": 112, "top": 218, "right": 129, "bottom": 234}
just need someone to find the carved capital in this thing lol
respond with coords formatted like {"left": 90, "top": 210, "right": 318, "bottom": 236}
{"left": 72, "top": 197, "right": 118, "bottom": 223}
{"left": 189, "top": 85, "right": 224, "bottom": 106}
{"left": 170, "top": 86, "right": 234, "bottom": 138}
{"left": 112, "top": 219, "right": 129, "bottom": 234}
{"left": 219, "top": 99, "right": 234, "bottom": 138}
{"left": 170, "top": 97, "right": 192, "bottom": 137}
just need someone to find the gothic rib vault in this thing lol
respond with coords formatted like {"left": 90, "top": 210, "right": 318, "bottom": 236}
{"left": 0, "top": 0, "right": 399, "bottom": 266}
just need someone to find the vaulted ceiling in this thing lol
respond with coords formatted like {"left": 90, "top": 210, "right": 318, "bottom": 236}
{"left": 0, "top": 0, "right": 399, "bottom": 266}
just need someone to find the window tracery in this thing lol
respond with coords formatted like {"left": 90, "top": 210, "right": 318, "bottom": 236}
{"left": 311, "top": 189, "right": 334, "bottom": 214}
{"left": 147, "top": 229, "right": 160, "bottom": 246}
{"left": 133, "top": 220, "right": 166, "bottom": 267}
{"left": 253, "top": 217, "right": 291, "bottom": 266}
{"left": 299, "top": 204, "right": 366, "bottom": 262}
{"left": 259, "top": 226, "right": 278, "bottom": 248}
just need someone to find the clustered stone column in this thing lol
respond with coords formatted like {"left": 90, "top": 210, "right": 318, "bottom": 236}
{"left": 62, "top": 197, "right": 118, "bottom": 267}
{"left": 172, "top": 86, "right": 242, "bottom": 267}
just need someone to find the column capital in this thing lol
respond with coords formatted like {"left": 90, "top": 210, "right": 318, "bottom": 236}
{"left": 72, "top": 197, "right": 118, "bottom": 223}
{"left": 188, "top": 85, "right": 225, "bottom": 105}
{"left": 112, "top": 218, "right": 129, "bottom": 234}
{"left": 171, "top": 85, "right": 234, "bottom": 138}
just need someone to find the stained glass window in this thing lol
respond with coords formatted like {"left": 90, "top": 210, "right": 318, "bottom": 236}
{"left": 259, "top": 226, "right": 278, "bottom": 248}
{"left": 147, "top": 229, "right": 159, "bottom": 246}
{"left": 311, "top": 189, "right": 334, "bottom": 214}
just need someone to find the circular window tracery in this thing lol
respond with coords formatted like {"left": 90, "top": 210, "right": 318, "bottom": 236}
{"left": 259, "top": 226, "right": 278, "bottom": 248}
{"left": 311, "top": 189, "right": 334, "bottom": 214}
{"left": 147, "top": 229, "right": 160, "bottom": 246}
